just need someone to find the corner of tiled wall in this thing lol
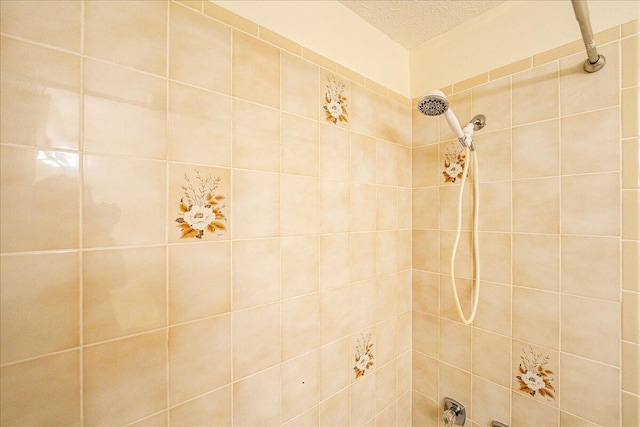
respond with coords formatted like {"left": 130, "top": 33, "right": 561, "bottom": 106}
{"left": 0, "top": 1, "right": 415, "bottom": 426}
{"left": 411, "top": 18, "right": 639, "bottom": 427}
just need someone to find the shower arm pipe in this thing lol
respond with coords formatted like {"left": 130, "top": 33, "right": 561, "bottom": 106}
{"left": 571, "top": 0, "right": 606, "bottom": 72}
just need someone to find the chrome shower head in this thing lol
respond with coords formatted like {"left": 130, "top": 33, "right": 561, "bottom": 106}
{"left": 417, "top": 89, "right": 449, "bottom": 116}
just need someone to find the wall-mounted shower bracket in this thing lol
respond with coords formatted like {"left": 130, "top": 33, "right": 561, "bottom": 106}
{"left": 442, "top": 397, "right": 466, "bottom": 426}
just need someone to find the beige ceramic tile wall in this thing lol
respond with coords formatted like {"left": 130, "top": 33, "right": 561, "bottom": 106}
{"left": 0, "top": 1, "right": 412, "bottom": 426}
{"left": 412, "top": 20, "right": 640, "bottom": 427}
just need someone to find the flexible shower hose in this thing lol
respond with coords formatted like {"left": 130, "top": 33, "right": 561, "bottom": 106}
{"left": 450, "top": 146, "right": 480, "bottom": 325}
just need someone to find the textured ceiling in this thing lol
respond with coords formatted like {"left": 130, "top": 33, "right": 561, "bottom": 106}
{"left": 339, "top": 0, "right": 506, "bottom": 50}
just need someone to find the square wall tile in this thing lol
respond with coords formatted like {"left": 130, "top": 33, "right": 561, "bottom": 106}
{"left": 282, "top": 52, "right": 319, "bottom": 120}
{"left": 169, "top": 315, "right": 231, "bottom": 405}
{"left": 320, "top": 124, "right": 350, "bottom": 181}
{"left": 0, "top": 351, "right": 80, "bottom": 426}
{"left": 561, "top": 107, "right": 620, "bottom": 175}
{"left": 319, "top": 388, "right": 350, "bottom": 426}
{"left": 169, "top": 242, "right": 231, "bottom": 324}
{"left": 439, "top": 319, "right": 471, "bottom": 371}
{"left": 411, "top": 144, "right": 442, "bottom": 188}
{"left": 512, "top": 120, "right": 559, "bottom": 179}
{"left": 377, "top": 139, "right": 398, "bottom": 185}
{"left": 233, "top": 365, "right": 281, "bottom": 426}
{"left": 168, "top": 82, "right": 231, "bottom": 167}
{"left": 413, "top": 351, "right": 438, "bottom": 399}
{"left": 233, "top": 303, "right": 280, "bottom": 379}
{"left": 513, "top": 177, "right": 560, "bottom": 234}
{"left": 623, "top": 240, "right": 640, "bottom": 292}
{"left": 377, "top": 94, "right": 399, "bottom": 143}
{"left": 474, "top": 281, "right": 511, "bottom": 337}
{"left": 478, "top": 232, "right": 511, "bottom": 284}
{"left": 412, "top": 230, "right": 439, "bottom": 273}
{"left": 560, "top": 353, "right": 620, "bottom": 426}
{"left": 83, "top": 331, "right": 167, "bottom": 426}
{"left": 622, "top": 34, "right": 640, "bottom": 88}
{"left": 622, "top": 138, "right": 639, "bottom": 189}
{"left": 320, "top": 286, "right": 350, "bottom": 345}
{"left": 513, "top": 287, "right": 559, "bottom": 349}
{"left": 473, "top": 129, "right": 511, "bottom": 183}
{"left": 623, "top": 391, "right": 640, "bottom": 427}
{"left": 84, "top": 59, "right": 166, "bottom": 159}
{"left": 0, "top": 1, "right": 81, "bottom": 52}
{"left": 320, "top": 338, "right": 351, "bottom": 400}
{"left": 350, "top": 279, "right": 377, "bottom": 333}
{"left": 623, "top": 291, "right": 639, "bottom": 343}
{"left": 85, "top": 0, "right": 167, "bottom": 76}
{"left": 170, "top": 386, "right": 231, "bottom": 427}
{"left": 1, "top": 146, "right": 79, "bottom": 252}
{"left": 169, "top": 3, "right": 231, "bottom": 93}
{"left": 622, "top": 86, "right": 639, "bottom": 138}
{"left": 232, "top": 170, "right": 279, "bottom": 239}
{"left": 320, "top": 179, "right": 350, "bottom": 234}
{"left": 561, "top": 235, "right": 620, "bottom": 301}
{"left": 281, "top": 175, "right": 319, "bottom": 236}
{"left": 232, "top": 30, "right": 280, "bottom": 108}
{"left": 412, "top": 311, "right": 438, "bottom": 358}
{"left": 0, "top": 37, "right": 80, "bottom": 150}
{"left": 512, "top": 392, "right": 559, "bottom": 427}
{"left": 412, "top": 270, "right": 439, "bottom": 315}
{"left": 472, "top": 329, "right": 511, "bottom": 387}
{"left": 319, "top": 233, "right": 350, "bottom": 289}
{"left": 281, "top": 236, "right": 319, "bottom": 299}
{"left": 232, "top": 99, "right": 280, "bottom": 172}
{"left": 1, "top": 252, "right": 79, "bottom": 364}
{"left": 561, "top": 295, "right": 620, "bottom": 366}
{"left": 513, "top": 233, "right": 559, "bottom": 291}
{"left": 351, "top": 183, "right": 377, "bottom": 232}
{"left": 377, "top": 186, "right": 398, "bottom": 230}
{"left": 512, "top": 62, "right": 559, "bottom": 126}
{"left": 83, "top": 155, "right": 165, "bottom": 247}
{"left": 351, "top": 82, "right": 377, "bottom": 137}
{"left": 282, "top": 293, "right": 320, "bottom": 361}
{"left": 561, "top": 172, "right": 620, "bottom": 236}
{"left": 478, "top": 181, "right": 511, "bottom": 232}
{"left": 439, "top": 183, "right": 473, "bottom": 232}
{"left": 351, "top": 133, "right": 377, "bottom": 184}
{"left": 623, "top": 189, "right": 640, "bottom": 240}
{"left": 351, "top": 232, "right": 376, "bottom": 282}
{"left": 83, "top": 247, "right": 166, "bottom": 344}
{"left": 622, "top": 342, "right": 640, "bottom": 394}
{"left": 282, "top": 350, "right": 320, "bottom": 422}
{"left": 282, "top": 113, "right": 319, "bottom": 177}
{"left": 472, "top": 377, "right": 510, "bottom": 427}
{"left": 233, "top": 238, "right": 280, "bottom": 310}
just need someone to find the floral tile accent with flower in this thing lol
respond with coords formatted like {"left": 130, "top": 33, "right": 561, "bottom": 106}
{"left": 443, "top": 139, "right": 466, "bottom": 183}
{"left": 323, "top": 74, "right": 349, "bottom": 125}
{"left": 353, "top": 332, "right": 374, "bottom": 379}
{"left": 516, "top": 346, "right": 555, "bottom": 401}
{"left": 175, "top": 169, "right": 227, "bottom": 239}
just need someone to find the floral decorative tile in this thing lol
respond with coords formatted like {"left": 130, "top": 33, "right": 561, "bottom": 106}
{"left": 169, "top": 166, "right": 229, "bottom": 243}
{"left": 515, "top": 346, "right": 556, "bottom": 401}
{"left": 323, "top": 74, "right": 349, "bottom": 126}
{"left": 353, "top": 332, "right": 374, "bottom": 379}
{"left": 443, "top": 139, "right": 466, "bottom": 183}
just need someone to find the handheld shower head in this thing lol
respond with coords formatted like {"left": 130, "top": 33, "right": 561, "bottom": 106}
{"left": 417, "top": 90, "right": 449, "bottom": 116}
{"left": 417, "top": 90, "right": 465, "bottom": 139}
